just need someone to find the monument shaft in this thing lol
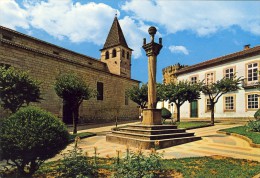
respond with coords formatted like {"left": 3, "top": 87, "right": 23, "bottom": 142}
{"left": 142, "top": 26, "right": 162, "bottom": 125}
{"left": 148, "top": 55, "right": 157, "bottom": 109}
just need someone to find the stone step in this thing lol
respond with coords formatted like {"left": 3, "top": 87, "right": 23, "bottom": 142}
{"left": 106, "top": 134, "right": 201, "bottom": 149}
{"left": 118, "top": 127, "right": 186, "bottom": 135}
{"left": 127, "top": 124, "right": 177, "bottom": 130}
{"left": 110, "top": 131, "right": 194, "bottom": 140}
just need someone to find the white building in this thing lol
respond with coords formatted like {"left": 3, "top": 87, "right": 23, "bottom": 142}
{"left": 162, "top": 45, "right": 260, "bottom": 120}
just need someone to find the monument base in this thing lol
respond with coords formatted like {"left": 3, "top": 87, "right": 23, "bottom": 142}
{"left": 142, "top": 109, "right": 162, "bottom": 125}
{"left": 106, "top": 124, "right": 201, "bottom": 149}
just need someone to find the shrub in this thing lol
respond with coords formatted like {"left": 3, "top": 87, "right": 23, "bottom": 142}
{"left": 0, "top": 106, "right": 69, "bottom": 176}
{"left": 113, "top": 149, "right": 163, "bottom": 178}
{"left": 161, "top": 107, "right": 171, "bottom": 119}
{"left": 0, "top": 66, "right": 41, "bottom": 113}
{"left": 57, "top": 139, "right": 97, "bottom": 178}
{"left": 247, "top": 120, "right": 260, "bottom": 132}
{"left": 254, "top": 109, "right": 260, "bottom": 120}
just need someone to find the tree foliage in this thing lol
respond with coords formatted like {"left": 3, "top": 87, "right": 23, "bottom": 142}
{"left": 161, "top": 81, "right": 202, "bottom": 122}
{"left": 126, "top": 83, "right": 148, "bottom": 109}
{"left": 54, "top": 72, "right": 94, "bottom": 134}
{"left": 0, "top": 66, "right": 41, "bottom": 113}
{"left": 0, "top": 106, "right": 69, "bottom": 176}
{"left": 201, "top": 77, "right": 241, "bottom": 125}
{"left": 126, "top": 83, "right": 165, "bottom": 109}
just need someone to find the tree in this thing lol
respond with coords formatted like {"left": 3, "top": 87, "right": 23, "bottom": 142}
{"left": 201, "top": 77, "right": 241, "bottom": 125}
{"left": 162, "top": 81, "right": 202, "bottom": 122}
{"left": 126, "top": 83, "right": 164, "bottom": 109}
{"left": 0, "top": 66, "right": 41, "bottom": 113}
{"left": 54, "top": 72, "right": 93, "bottom": 134}
{"left": 0, "top": 106, "right": 69, "bottom": 176}
{"left": 126, "top": 83, "right": 148, "bottom": 109}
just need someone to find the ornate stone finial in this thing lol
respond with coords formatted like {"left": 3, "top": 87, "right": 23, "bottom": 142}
{"left": 143, "top": 38, "right": 146, "bottom": 45}
{"left": 115, "top": 10, "right": 117, "bottom": 17}
{"left": 148, "top": 26, "right": 157, "bottom": 42}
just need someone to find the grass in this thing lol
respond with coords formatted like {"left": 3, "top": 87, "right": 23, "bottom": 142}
{"left": 220, "top": 126, "right": 260, "bottom": 144}
{"left": 33, "top": 156, "right": 260, "bottom": 178}
{"left": 162, "top": 156, "right": 260, "bottom": 178}
{"left": 69, "top": 132, "right": 96, "bottom": 142}
{"left": 177, "top": 121, "right": 212, "bottom": 129}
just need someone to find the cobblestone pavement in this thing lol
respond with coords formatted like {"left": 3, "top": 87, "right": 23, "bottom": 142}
{"left": 50, "top": 122, "right": 260, "bottom": 162}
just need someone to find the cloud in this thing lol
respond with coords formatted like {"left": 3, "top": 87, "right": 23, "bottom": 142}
{"left": 23, "top": 0, "right": 117, "bottom": 45}
{"left": 169, "top": 45, "right": 189, "bottom": 55}
{"left": 119, "top": 16, "right": 151, "bottom": 59}
{"left": 121, "top": 1, "right": 260, "bottom": 36}
{"left": 0, "top": 0, "right": 146, "bottom": 58}
{"left": 0, "top": 0, "right": 29, "bottom": 29}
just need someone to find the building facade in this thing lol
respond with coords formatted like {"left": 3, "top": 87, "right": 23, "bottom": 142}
{"left": 0, "top": 17, "right": 139, "bottom": 123}
{"left": 162, "top": 45, "right": 260, "bottom": 120}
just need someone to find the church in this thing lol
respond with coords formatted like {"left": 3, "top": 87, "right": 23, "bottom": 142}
{"left": 0, "top": 16, "right": 139, "bottom": 123}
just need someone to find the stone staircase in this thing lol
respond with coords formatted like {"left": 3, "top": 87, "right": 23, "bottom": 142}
{"left": 106, "top": 124, "right": 201, "bottom": 149}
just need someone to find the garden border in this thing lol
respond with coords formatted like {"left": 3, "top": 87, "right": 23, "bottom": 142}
{"left": 217, "top": 130, "right": 260, "bottom": 148}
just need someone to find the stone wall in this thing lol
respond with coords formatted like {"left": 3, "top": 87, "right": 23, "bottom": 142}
{"left": 0, "top": 27, "right": 139, "bottom": 122}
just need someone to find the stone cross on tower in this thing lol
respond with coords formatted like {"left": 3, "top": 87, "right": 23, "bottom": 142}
{"left": 142, "top": 26, "right": 163, "bottom": 125}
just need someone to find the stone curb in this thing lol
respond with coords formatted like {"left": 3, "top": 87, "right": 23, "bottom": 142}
{"left": 217, "top": 131, "right": 260, "bottom": 148}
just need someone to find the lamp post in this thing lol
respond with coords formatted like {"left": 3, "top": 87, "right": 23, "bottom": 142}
{"left": 142, "top": 26, "right": 163, "bottom": 125}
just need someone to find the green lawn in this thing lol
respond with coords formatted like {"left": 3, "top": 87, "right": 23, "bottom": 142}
{"left": 33, "top": 156, "right": 260, "bottom": 178}
{"left": 69, "top": 132, "right": 96, "bottom": 142}
{"left": 176, "top": 121, "right": 212, "bottom": 129}
{"left": 162, "top": 156, "right": 260, "bottom": 178}
{"left": 220, "top": 126, "right": 260, "bottom": 144}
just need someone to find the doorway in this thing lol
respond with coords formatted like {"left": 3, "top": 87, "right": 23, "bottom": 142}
{"left": 190, "top": 100, "right": 198, "bottom": 118}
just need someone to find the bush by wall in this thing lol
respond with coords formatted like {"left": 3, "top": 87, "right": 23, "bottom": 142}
{"left": 161, "top": 107, "right": 172, "bottom": 119}
{"left": 0, "top": 106, "right": 69, "bottom": 176}
{"left": 254, "top": 109, "right": 260, "bottom": 120}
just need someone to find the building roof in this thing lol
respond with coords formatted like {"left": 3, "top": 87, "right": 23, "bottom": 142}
{"left": 101, "top": 16, "right": 132, "bottom": 51}
{"left": 175, "top": 45, "right": 260, "bottom": 75}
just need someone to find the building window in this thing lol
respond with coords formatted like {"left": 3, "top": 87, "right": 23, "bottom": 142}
{"left": 206, "top": 99, "right": 211, "bottom": 112}
{"left": 247, "top": 94, "right": 258, "bottom": 110}
{"left": 127, "top": 52, "right": 130, "bottom": 59}
{"left": 191, "top": 76, "right": 197, "bottom": 84}
{"left": 122, "top": 49, "right": 125, "bottom": 58}
{"left": 206, "top": 72, "right": 214, "bottom": 85}
{"left": 105, "top": 51, "right": 109, "bottom": 59}
{"left": 53, "top": 51, "right": 60, "bottom": 55}
{"left": 224, "top": 95, "right": 235, "bottom": 111}
{"left": 2, "top": 34, "right": 13, "bottom": 41}
{"left": 247, "top": 63, "right": 258, "bottom": 82}
{"left": 97, "top": 82, "right": 103, "bottom": 100}
{"left": 125, "top": 92, "right": 128, "bottom": 105}
{"left": 224, "top": 68, "right": 234, "bottom": 79}
{"left": 112, "top": 49, "right": 117, "bottom": 58}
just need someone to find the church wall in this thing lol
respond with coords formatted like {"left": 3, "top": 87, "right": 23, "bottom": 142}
{"left": 0, "top": 28, "right": 139, "bottom": 122}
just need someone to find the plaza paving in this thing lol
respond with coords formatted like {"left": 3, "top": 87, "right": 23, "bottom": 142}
{"left": 52, "top": 122, "right": 260, "bottom": 162}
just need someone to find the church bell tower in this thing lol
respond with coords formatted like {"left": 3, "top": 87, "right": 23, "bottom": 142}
{"left": 100, "top": 15, "right": 133, "bottom": 78}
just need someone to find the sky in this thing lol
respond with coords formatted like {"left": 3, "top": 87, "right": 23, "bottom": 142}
{"left": 0, "top": 0, "right": 260, "bottom": 83}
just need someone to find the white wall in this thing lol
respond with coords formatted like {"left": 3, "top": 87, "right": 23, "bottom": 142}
{"left": 177, "top": 54, "right": 260, "bottom": 119}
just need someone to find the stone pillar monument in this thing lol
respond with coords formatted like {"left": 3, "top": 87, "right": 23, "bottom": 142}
{"left": 142, "top": 26, "right": 163, "bottom": 125}
{"left": 107, "top": 26, "right": 201, "bottom": 148}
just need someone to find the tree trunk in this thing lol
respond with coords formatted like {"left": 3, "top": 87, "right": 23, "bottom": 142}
{"left": 176, "top": 105, "right": 180, "bottom": 122}
{"left": 72, "top": 107, "right": 79, "bottom": 134}
{"left": 211, "top": 104, "right": 215, "bottom": 125}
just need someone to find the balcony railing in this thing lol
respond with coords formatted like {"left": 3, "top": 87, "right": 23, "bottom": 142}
{"left": 242, "top": 78, "right": 260, "bottom": 89}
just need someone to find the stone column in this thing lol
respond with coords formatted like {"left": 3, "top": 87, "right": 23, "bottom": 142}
{"left": 142, "top": 26, "right": 163, "bottom": 125}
